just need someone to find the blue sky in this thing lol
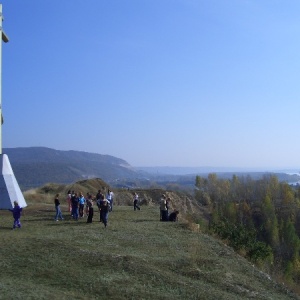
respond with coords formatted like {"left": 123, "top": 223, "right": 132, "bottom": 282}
{"left": 1, "top": 0, "right": 300, "bottom": 169}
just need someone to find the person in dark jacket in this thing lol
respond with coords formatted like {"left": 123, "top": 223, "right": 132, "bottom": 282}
{"left": 99, "top": 198, "right": 110, "bottom": 227}
{"left": 97, "top": 193, "right": 105, "bottom": 222}
{"left": 54, "top": 194, "right": 64, "bottom": 221}
{"left": 168, "top": 210, "right": 179, "bottom": 222}
{"left": 133, "top": 192, "right": 140, "bottom": 211}
{"left": 160, "top": 194, "right": 168, "bottom": 221}
{"left": 71, "top": 193, "right": 79, "bottom": 220}
{"left": 9, "top": 201, "right": 23, "bottom": 229}
{"left": 86, "top": 195, "right": 94, "bottom": 223}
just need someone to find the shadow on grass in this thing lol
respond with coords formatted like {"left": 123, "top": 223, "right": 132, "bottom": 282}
{"left": 24, "top": 218, "right": 54, "bottom": 222}
{"left": 45, "top": 220, "right": 94, "bottom": 227}
{"left": 131, "top": 219, "right": 159, "bottom": 223}
{"left": 0, "top": 226, "right": 16, "bottom": 230}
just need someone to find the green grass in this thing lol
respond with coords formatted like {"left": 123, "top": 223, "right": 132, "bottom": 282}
{"left": 0, "top": 204, "right": 298, "bottom": 300}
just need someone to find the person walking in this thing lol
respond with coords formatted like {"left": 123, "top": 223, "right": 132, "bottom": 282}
{"left": 9, "top": 201, "right": 23, "bottom": 229}
{"left": 54, "top": 193, "right": 64, "bottom": 221}
{"left": 99, "top": 197, "right": 110, "bottom": 227}
{"left": 133, "top": 192, "right": 140, "bottom": 211}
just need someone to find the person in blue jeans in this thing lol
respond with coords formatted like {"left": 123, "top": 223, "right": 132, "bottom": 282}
{"left": 100, "top": 198, "right": 110, "bottom": 227}
{"left": 54, "top": 194, "right": 64, "bottom": 221}
{"left": 9, "top": 201, "right": 23, "bottom": 229}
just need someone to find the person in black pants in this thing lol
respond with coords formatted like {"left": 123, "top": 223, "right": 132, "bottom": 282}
{"left": 100, "top": 198, "right": 110, "bottom": 227}
{"left": 86, "top": 196, "right": 94, "bottom": 223}
{"left": 133, "top": 192, "right": 140, "bottom": 211}
{"left": 97, "top": 193, "right": 105, "bottom": 222}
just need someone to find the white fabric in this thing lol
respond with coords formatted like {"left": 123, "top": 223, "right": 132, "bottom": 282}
{"left": 0, "top": 154, "right": 27, "bottom": 209}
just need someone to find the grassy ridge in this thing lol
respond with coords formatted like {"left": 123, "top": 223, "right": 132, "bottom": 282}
{"left": 0, "top": 204, "right": 297, "bottom": 300}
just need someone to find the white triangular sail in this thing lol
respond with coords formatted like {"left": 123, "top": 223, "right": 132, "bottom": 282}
{"left": 0, "top": 154, "right": 27, "bottom": 209}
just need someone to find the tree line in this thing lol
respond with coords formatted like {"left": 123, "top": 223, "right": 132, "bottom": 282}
{"left": 195, "top": 173, "right": 300, "bottom": 286}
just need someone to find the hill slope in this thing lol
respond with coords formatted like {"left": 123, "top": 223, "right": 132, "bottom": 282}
{"left": 0, "top": 204, "right": 297, "bottom": 299}
{"left": 10, "top": 178, "right": 299, "bottom": 299}
{"left": 3, "top": 147, "right": 142, "bottom": 190}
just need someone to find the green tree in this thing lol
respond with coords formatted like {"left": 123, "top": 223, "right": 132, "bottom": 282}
{"left": 261, "top": 195, "right": 279, "bottom": 248}
{"left": 280, "top": 218, "right": 300, "bottom": 262}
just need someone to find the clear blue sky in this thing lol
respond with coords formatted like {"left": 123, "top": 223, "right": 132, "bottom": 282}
{"left": 1, "top": 0, "right": 300, "bottom": 169}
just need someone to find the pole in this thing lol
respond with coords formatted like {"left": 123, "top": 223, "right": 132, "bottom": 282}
{"left": 0, "top": 4, "right": 3, "bottom": 155}
{"left": 0, "top": 4, "right": 26, "bottom": 210}
{"left": 0, "top": 4, "right": 9, "bottom": 155}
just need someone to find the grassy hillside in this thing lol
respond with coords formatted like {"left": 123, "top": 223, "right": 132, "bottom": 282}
{"left": 0, "top": 202, "right": 298, "bottom": 299}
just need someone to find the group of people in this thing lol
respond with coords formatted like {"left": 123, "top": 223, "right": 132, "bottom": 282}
{"left": 160, "top": 194, "right": 179, "bottom": 222}
{"left": 54, "top": 188, "right": 114, "bottom": 228}
{"left": 8, "top": 189, "right": 179, "bottom": 230}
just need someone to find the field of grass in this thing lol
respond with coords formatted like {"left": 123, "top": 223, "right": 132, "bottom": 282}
{"left": 0, "top": 203, "right": 298, "bottom": 300}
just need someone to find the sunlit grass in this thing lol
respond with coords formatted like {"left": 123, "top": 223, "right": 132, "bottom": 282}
{"left": 0, "top": 204, "right": 297, "bottom": 300}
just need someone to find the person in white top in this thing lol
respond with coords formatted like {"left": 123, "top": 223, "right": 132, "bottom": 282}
{"left": 106, "top": 189, "right": 114, "bottom": 211}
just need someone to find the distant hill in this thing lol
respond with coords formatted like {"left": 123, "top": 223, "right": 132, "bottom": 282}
{"left": 3, "top": 147, "right": 300, "bottom": 192}
{"left": 3, "top": 147, "right": 143, "bottom": 190}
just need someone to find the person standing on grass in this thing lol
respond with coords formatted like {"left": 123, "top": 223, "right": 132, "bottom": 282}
{"left": 133, "top": 192, "right": 140, "bottom": 211}
{"left": 67, "top": 190, "right": 72, "bottom": 213}
{"left": 54, "top": 194, "right": 64, "bottom": 221}
{"left": 86, "top": 195, "right": 94, "bottom": 223}
{"left": 160, "top": 194, "right": 168, "bottom": 221}
{"left": 78, "top": 193, "right": 85, "bottom": 218}
{"left": 85, "top": 192, "right": 90, "bottom": 217}
{"left": 106, "top": 189, "right": 114, "bottom": 211}
{"left": 166, "top": 197, "right": 171, "bottom": 216}
{"left": 9, "top": 201, "right": 22, "bottom": 229}
{"left": 99, "top": 197, "right": 110, "bottom": 227}
{"left": 71, "top": 192, "right": 79, "bottom": 220}
{"left": 97, "top": 192, "right": 105, "bottom": 222}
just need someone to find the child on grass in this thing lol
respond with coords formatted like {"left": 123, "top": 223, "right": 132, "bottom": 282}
{"left": 9, "top": 201, "right": 22, "bottom": 229}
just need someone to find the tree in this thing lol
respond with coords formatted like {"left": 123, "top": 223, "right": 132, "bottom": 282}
{"left": 261, "top": 195, "right": 279, "bottom": 249}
